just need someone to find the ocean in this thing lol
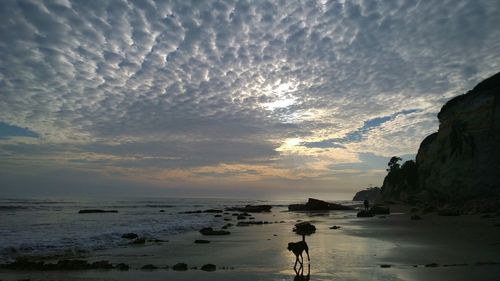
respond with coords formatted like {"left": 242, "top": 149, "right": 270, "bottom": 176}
{"left": 0, "top": 197, "right": 299, "bottom": 263}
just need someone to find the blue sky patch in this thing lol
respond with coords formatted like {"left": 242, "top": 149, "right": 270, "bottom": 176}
{"left": 0, "top": 122, "right": 39, "bottom": 139}
{"left": 303, "top": 109, "right": 420, "bottom": 148}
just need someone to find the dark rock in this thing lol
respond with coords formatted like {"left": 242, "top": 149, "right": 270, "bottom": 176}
{"left": 380, "top": 264, "right": 391, "bottom": 268}
{"left": 236, "top": 215, "right": 246, "bottom": 220}
{"left": 480, "top": 214, "right": 494, "bottom": 219}
{"left": 121, "top": 233, "right": 138, "bottom": 239}
{"left": 425, "top": 263, "right": 439, "bottom": 267}
{"left": 172, "top": 263, "right": 188, "bottom": 271}
{"left": 221, "top": 223, "right": 233, "bottom": 229}
{"left": 147, "top": 238, "right": 167, "bottom": 243}
{"left": 410, "top": 207, "right": 419, "bottom": 213}
{"left": 194, "top": 239, "right": 210, "bottom": 244}
{"left": 423, "top": 205, "right": 436, "bottom": 213}
{"left": 214, "top": 214, "right": 222, "bottom": 217}
{"left": 178, "top": 210, "right": 202, "bottom": 214}
{"left": 353, "top": 187, "right": 382, "bottom": 201}
{"left": 131, "top": 237, "right": 146, "bottom": 244}
{"left": 369, "top": 205, "right": 390, "bottom": 215}
{"left": 223, "top": 218, "right": 232, "bottom": 221}
{"left": 329, "top": 225, "right": 341, "bottom": 229}
{"left": 90, "top": 260, "right": 113, "bottom": 269}
{"left": 160, "top": 210, "right": 165, "bottom": 212}
{"left": 293, "top": 221, "right": 316, "bottom": 236}
{"left": 141, "top": 264, "right": 158, "bottom": 270}
{"left": 115, "top": 263, "right": 129, "bottom": 271}
{"left": 2, "top": 258, "right": 45, "bottom": 270}
{"left": 289, "top": 198, "right": 353, "bottom": 211}
{"left": 78, "top": 209, "right": 117, "bottom": 214}
{"left": 225, "top": 205, "right": 272, "bottom": 213}
{"left": 56, "top": 259, "right": 90, "bottom": 270}
{"left": 201, "top": 264, "right": 217, "bottom": 272}
{"left": 410, "top": 215, "right": 422, "bottom": 220}
{"left": 203, "top": 209, "right": 223, "bottom": 213}
{"left": 356, "top": 210, "right": 373, "bottom": 217}
{"left": 438, "top": 208, "right": 461, "bottom": 216}
{"left": 237, "top": 221, "right": 265, "bottom": 226}
{"left": 199, "top": 227, "right": 230, "bottom": 236}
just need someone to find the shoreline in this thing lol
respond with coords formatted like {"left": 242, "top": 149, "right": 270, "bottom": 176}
{"left": 1, "top": 204, "right": 500, "bottom": 281}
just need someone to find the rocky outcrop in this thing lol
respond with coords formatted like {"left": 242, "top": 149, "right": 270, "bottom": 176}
{"left": 225, "top": 205, "right": 272, "bottom": 212}
{"left": 352, "top": 187, "right": 382, "bottom": 201}
{"left": 381, "top": 71, "right": 500, "bottom": 205}
{"left": 288, "top": 198, "right": 354, "bottom": 211}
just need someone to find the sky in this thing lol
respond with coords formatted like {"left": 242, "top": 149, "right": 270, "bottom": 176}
{"left": 1, "top": 0, "right": 499, "bottom": 200}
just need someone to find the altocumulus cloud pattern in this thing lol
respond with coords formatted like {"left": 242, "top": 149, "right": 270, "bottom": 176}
{"left": 0, "top": 0, "right": 499, "bottom": 196}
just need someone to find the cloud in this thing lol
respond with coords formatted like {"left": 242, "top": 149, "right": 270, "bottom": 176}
{"left": 0, "top": 0, "right": 499, "bottom": 197}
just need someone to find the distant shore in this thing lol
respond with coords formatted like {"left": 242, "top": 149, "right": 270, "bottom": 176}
{"left": 1, "top": 202, "right": 500, "bottom": 281}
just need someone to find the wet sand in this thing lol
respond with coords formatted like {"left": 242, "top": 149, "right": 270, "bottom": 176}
{"left": 1, "top": 206, "right": 500, "bottom": 281}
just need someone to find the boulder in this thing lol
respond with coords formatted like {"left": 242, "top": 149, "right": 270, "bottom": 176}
{"left": 56, "top": 259, "right": 90, "bottom": 270}
{"left": 201, "top": 264, "right": 217, "bottom": 272}
{"left": 115, "top": 263, "right": 130, "bottom": 271}
{"left": 131, "top": 237, "right": 146, "bottom": 244}
{"left": 121, "top": 233, "right": 138, "bottom": 239}
{"left": 90, "top": 260, "right": 113, "bottom": 269}
{"left": 438, "top": 208, "right": 461, "bottom": 216}
{"left": 225, "top": 205, "right": 272, "bottom": 212}
{"left": 141, "top": 264, "right": 158, "bottom": 270}
{"left": 288, "top": 198, "right": 354, "bottom": 211}
{"left": 172, "top": 263, "right": 188, "bottom": 271}
{"left": 410, "top": 215, "right": 422, "bottom": 220}
{"left": 199, "top": 227, "right": 231, "bottom": 236}
{"left": 356, "top": 210, "right": 373, "bottom": 217}
{"left": 293, "top": 221, "right": 316, "bottom": 235}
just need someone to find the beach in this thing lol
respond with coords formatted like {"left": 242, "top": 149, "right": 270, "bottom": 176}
{"left": 1, "top": 200, "right": 500, "bottom": 281}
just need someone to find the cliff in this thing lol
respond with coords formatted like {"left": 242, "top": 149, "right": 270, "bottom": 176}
{"left": 381, "top": 71, "right": 500, "bottom": 204}
{"left": 352, "top": 187, "right": 382, "bottom": 201}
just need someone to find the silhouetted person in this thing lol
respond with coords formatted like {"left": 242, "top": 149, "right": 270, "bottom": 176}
{"left": 364, "top": 199, "right": 370, "bottom": 211}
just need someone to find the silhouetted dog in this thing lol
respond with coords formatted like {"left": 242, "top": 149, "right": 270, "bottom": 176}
{"left": 288, "top": 239, "right": 310, "bottom": 269}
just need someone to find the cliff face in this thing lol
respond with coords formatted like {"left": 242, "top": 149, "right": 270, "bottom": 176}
{"left": 382, "top": 72, "right": 500, "bottom": 202}
{"left": 352, "top": 187, "right": 382, "bottom": 201}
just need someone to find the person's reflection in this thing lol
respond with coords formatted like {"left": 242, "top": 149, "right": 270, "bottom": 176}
{"left": 293, "top": 262, "right": 310, "bottom": 281}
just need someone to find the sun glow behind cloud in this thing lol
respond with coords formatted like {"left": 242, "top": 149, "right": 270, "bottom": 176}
{"left": 0, "top": 0, "right": 499, "bottom": 198}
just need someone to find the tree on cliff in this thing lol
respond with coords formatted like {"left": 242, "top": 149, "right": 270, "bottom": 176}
{"left": 382, "top": 157, "right": 419, "bottom": 199}
{"left": 386, "top": 156, "right": 402, "bottom": 172}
